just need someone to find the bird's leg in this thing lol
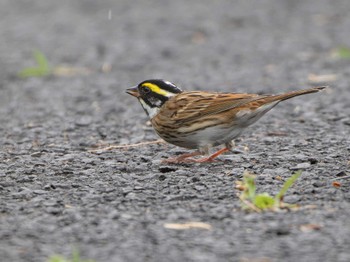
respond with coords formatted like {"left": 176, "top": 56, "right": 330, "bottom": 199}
{"left": 193, "top": 141, "right": 234, "bottom": 162}
{"left": 162, "top": 151, "right": 202, "bottom": 163}
{"left": 195, "top": 147, "right": 230, "bottom": 162}
{"left": 226, "top": 141, "right": 247, "bottom": 154}
{"left": 162, "top": 143, "right": 233, "bottom": 163}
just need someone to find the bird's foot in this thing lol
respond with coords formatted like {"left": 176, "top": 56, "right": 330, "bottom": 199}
{"left": 195, "top": 147, "right": 230, "bottom": 162}
{"left": 162, "top": 147, "right": 230, "bottom": 163}
{"left": 161, "top": 151, "right": 202, "bottom": 163}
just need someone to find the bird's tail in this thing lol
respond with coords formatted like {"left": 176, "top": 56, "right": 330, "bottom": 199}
{"left": 266, "top": 86, "right": 326, "bottom": 103}
{"left": 244, "top": 86, "right": 326, "bottom": 111}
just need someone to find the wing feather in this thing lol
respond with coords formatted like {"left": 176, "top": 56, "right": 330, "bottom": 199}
{"left": 163, "top": 91, "right": 264, "bottom": 124}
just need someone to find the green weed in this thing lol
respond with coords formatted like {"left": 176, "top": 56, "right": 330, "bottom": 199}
{"left": 333, "top": 46, "right": 350, "bottom": 59}
{"left": 18, "top": 50, "right": 91, "bottom": 78}
{"left": 47, "top": 249, "right": 95, "bottom": 262}
{"left": 236, "top": 170, "right": 302, "bottom": 212}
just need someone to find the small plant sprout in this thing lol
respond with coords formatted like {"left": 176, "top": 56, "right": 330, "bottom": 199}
{"left": 18, "top": 50, "right": 91, "bottom": 78}
{"left": 236, "top": 170, "right": 302, "bottom": 212}
{"left": 18, "top": 50, "right": 51, "bottom": 78}
{"left": 47, "top": 249, "right": 95, "bottom": 262}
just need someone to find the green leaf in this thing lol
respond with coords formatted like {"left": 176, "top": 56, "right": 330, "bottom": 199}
{"left": 18, "top": 67, "right": 48, "bottom": 78}
{"left": 46, "top": 247, "right": 96, "bottom": 262}
{"left": 33, "top": 49, "right": 49, "bottom": 68}
{"left": 72, "top": 249, "right": 81, "bottom": 262}
{"left": 47, "top": 255, "right": 69, "bottom": 262}
{"left": 335, "top": 46, "right": 350, "bottom": 59}
{"left": 276, "top": 171, "right": 302, "bottom": 202}
{"left": 18, "top": 50, "right": 51, "bottom": 78}
{"left": 242, "top": 171, "right": 256, "bottom": 200}
{"left": 254, "top": 193, "right": 275, "bottom": 209}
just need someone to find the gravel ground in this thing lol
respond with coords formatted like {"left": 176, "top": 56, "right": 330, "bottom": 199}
{"left": 1, "top": 0, "right": 349, "bottom": 261}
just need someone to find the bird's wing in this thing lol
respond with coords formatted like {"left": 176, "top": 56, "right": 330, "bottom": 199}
{"left": 162, "top": 91, "right": 265, "bottom": 124}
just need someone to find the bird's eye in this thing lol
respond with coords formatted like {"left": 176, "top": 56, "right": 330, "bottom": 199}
{"left": 143, "top": 87, "right": 151, "bottom": 93}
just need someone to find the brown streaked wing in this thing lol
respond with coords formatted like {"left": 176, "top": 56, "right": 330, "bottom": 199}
{"left": 162, "top": 91, "right": 263, "bottom": 124}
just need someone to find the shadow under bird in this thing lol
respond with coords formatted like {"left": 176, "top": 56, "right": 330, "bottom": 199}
{"left": 126, "top": 79, "right": 325, "bottom": 163}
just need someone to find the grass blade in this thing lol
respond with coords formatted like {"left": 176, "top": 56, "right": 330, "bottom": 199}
{"left": 275, "top": 171, "right": 302, "bottom": 202}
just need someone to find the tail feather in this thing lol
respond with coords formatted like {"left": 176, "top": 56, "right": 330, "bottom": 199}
{"left": 243, "top": 86, "right": 326, "bottom": 111}
{"left": 270, "top": 86, "right": 326, "bottom": 102}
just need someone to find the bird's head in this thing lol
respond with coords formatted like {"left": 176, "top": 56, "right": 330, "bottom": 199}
{"left": 126, "top": 79, "right": 183, "bottom": 118}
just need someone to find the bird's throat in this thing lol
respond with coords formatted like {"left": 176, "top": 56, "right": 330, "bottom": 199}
{"left": 139, "top": 98, "right": 160, "bottom": 118}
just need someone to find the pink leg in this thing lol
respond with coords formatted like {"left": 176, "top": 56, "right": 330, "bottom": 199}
{"left": 163, "top": 147, "right": 230, "bottom": 163}
{"left": 195, "top": 147, "right": 230, "bottom": 162}
{"left": 162, "top": 151, "right": 202, "bottom": 163}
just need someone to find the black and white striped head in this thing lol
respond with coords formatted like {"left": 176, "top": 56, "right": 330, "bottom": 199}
{"left": 126, "top": 79, "right": 183, "bottom": 118}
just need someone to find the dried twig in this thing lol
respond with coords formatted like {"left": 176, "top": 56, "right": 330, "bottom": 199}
{"left": 164, "top": 222, "right": 212, "bottom": 230}
{"left": 266, "top": 132, "right": 288, "bottom": 137}
{"left": 88, "top": 139, "right": 165, "bottom": 153}
{"left": 331, "top": 175, "right": 350, "bottom": 181}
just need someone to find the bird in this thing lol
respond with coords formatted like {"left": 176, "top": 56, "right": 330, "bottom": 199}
{"left": 126, "top": 79, "right": 325, "bottom": 163}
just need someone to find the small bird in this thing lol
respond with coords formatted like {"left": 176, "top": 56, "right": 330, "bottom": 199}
{"left": 126, "top": 79, "right": 325, "bottom": 163}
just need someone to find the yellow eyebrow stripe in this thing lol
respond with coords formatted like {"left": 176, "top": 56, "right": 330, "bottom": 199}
{"left": 142, "top": 83, "right": 170, "bottom": 96}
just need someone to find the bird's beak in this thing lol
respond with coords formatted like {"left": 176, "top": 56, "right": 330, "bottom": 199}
{"left": 126, "top": 86, "right": 140, "bottom": 98}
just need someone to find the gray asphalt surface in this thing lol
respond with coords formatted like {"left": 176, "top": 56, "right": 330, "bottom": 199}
{"left": 1, "top": 0, "right": 349, "bottom": 261}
